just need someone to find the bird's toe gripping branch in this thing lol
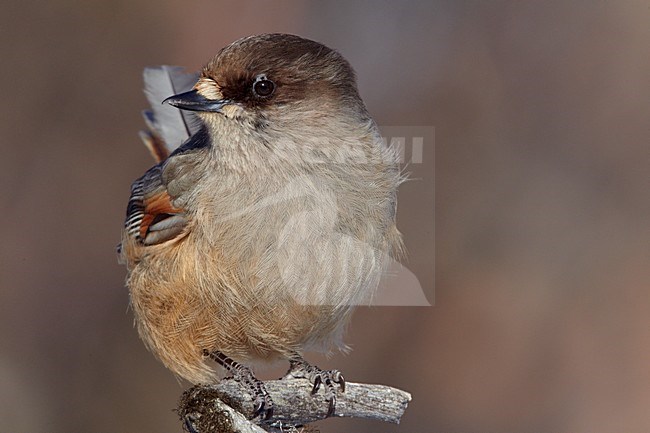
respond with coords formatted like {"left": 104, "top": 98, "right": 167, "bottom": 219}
{"left": 205, "top": 350, "right": 274, "bottom": 420}
{"left": 284, "top": 354, "right": 346, "bottom": 417}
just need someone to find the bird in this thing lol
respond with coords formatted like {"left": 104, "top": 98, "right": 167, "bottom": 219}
{"left": 119, "top": 33, "right": 403, "bottom": 419}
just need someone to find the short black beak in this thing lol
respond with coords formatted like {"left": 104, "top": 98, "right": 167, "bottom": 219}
{"left": 163, "top": 89, "right": 228, "bottom": 112}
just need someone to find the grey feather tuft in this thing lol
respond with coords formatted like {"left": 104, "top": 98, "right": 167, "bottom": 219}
{"left": 142, "top": 66, "right": 201, "bottom": 154}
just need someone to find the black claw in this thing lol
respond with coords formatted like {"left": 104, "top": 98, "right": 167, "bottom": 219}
{"left": 311, "top": 375, "right": 322, "bottom": 394}
{"left": 253, "top": 401, "right": 274, "bottom": 420}
{"left": 327, "top": 395, "right": 336, "bottom": 417}
{"left": 337, "top": 374, "right": 346, "bottom": 392}
{"left": 253, "top": 401, "right": 264, "bottom": 417}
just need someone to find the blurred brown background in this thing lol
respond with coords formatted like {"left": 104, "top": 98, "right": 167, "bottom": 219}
{"left": 1, "top": 1, "right": 649, "bottom": 432}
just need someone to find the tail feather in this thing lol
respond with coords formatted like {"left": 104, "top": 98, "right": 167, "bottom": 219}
{"left": 140, "top": 66, "right": 200, "bottom": 160}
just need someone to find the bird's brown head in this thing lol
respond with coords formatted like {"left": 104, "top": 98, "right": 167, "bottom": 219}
{"left": 164, "top": 34, "right": 369, "bottom": 137}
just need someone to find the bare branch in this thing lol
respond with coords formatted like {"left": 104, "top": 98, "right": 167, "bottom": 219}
{"left": 179, "top": 378, "right": 411, "bottom": 433}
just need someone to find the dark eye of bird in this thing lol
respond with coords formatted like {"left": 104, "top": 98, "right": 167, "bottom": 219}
{"left": 252, "top": 75, "right": 275, "bottom": 98}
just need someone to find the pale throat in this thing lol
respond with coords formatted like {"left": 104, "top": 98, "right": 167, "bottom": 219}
{"left": 196, "top": 96, "right": 375, "bottom": 174}
{"left": 199, "top": 113, "right": 280, "bottom": 173}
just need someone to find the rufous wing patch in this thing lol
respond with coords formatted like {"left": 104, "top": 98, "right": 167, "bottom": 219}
{"left": 139, "top": 191, "right": 187, "bottom": 244}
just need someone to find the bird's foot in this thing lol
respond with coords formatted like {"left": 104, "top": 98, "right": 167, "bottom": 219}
{"left": 205, "top": 350, "right": 274, "bottom": 420}
{"left": 284, "top": 355, "right": 345, "bottom": 417}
